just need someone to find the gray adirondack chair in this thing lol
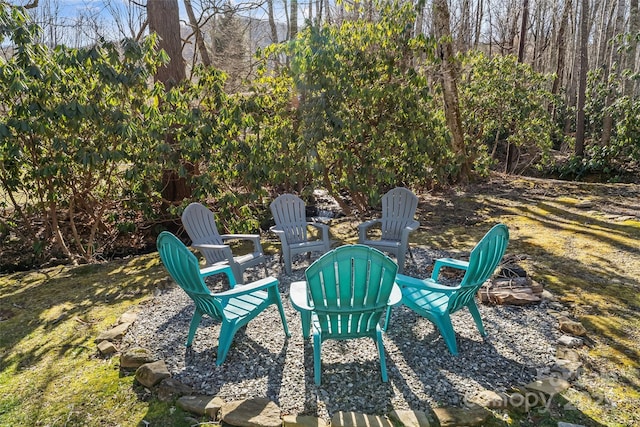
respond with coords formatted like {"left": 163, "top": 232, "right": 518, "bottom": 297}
{"left": 358, "top": 187, "right": 419, "bottom": 273}
{"left": 181, "top": 202, "right": 267, "bottom": 284}
{"left": 269, "top": 194, "right": 331, "bottom": 274}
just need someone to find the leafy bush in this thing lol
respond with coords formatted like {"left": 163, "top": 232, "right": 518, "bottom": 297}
{"left": 458, "top": 52, "right": 556, "bottom": 174}
{"left": 556, "top": 95, "right": 640, "bottom": 182}
{"left": 553, "top": 65, "right": 640, "bottom": 182}
{"left": 0, "top": 6, "right": 252, "bottom": 261}
{"left": 0, "top": 6, "right": 167, "bottom": 261}
{"left": 257, "top": 1, "right": 450, "bottom": 212}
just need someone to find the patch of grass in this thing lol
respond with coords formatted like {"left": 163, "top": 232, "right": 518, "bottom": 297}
{"left": 0, "top": 254, "right": 189, "bottom": 426}
{"left": 412, "top": 177, "right": 640, "bottom": 427}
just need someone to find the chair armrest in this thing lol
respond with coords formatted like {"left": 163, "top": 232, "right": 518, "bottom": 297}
{"left": 308, "top": 222, "right": 330, "bottom": 242}
{"left": 405, "top": 219, "right": 420, "bottom": 232}
{"left": 289, "top": 280, "right": 314, "bottom": 312}
{"left": 213, "top": 276, "right": 279, "bottom": 299}
{"left": 200, "top": 264, "right": 237, "bottom": 288}
{"left": 400, "top": 219, "right": 420, "bottom": 243}
{"left": 358, "top": 219, "right": 382, "bottom": 241}
{"left": 431, "top": 257, "right": 469, "bottom": 281}
{"left": 192, "top": 242, "right": 229, "bottom": 250}
{"left": 269, "top": 225, "right": 285, "bottom": 237}
{"left": 388, "top": 283, "right": 402, "bottom": 306}
{"left": 396, "top": 273, "right": 460, "bottom": 293}
{"left": 221, "top": 234, "right": 264, "bottom": 254}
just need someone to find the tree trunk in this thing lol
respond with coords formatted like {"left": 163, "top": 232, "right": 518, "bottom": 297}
{"left": 626, "top": 0, "right": 639, "bottom": 96}
{"left": 267, "top": 0, "right": 279, "bottom": 43}
{"left": 595, "top": 1, "right": 615, "bottom": 68}
{"left": 148, "top": 0, "right": 185, "bottom": 89}
{"left": 290, "top": 0, "right": 298, "bottom": 39}
{"left": 575, "top": 0, "right": 589, "bottom": 158}
{"left": 433, "top": 0, "right": 470, "bottom": 182}
{"left": 551, "top": 0, "right": 571, "bottom": 97}
{"left": 474, "top": 0, "right": 483, "bottom": 49}
{"left": 507, "top": 7, "right": 520, "bottom": 55}
{"left": 601, "top": 0, "right": 625, "bottom": 146}
{"left": 531, "top": 0, "right": 548, "bottom": 71}
{"left": 564, "top": 0, "right": 580, "bottom": 134}
{"left": 517, "top": 0, "right": 529, "bottom": 63}
{"left": 415, "top": 0, "right": 425, "bottom": 38}
{"left": 459, "top": 0, "right": 471, "bottom": 52}
{"left": 325, "top": 0, "right": 331, "bottom": 24}
{"left": 148, "top": 0, "right": 191, "bottom": 203}
{"left": 183, "top": 0, "right": 211, "bottom": 66}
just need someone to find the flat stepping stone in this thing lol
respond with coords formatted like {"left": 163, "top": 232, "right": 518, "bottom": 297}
{"left": 135, "top": 360, "right": 170, "bottom": 387}
{"left": 220, "top": 397, "right": 282, "bottom": 427}
{"left": 95, "top": 322, "right": 131, "bottom": 343}
{"left": 176, "top": 395, "right": 223, "bottom": 418}
{"left": 120, "top": 347, "right": 157, "bottom": 369}
{"left": 525, "top": 377, "right": 571, "bottom": 396}
{"left": 432, "top": 405, "right": 490, "bottom": 427}
{"left": 282, "top": 414, "right": 328, "bottom": 427}
{"left": 388, "top": 409, "right": 431, "bottom": 427}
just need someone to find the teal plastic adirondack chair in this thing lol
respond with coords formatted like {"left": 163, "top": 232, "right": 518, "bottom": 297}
{"left": 290, "top": 244, "right": 402, "bottom": 385}
{"left": 395, "top": 224, "right": 509, "bottom": 355}
{"left": 156, "top": 231, "right": 290, "bottom": 365}
{"left": 358, "top": 187, "right": 420, "bottom": 274}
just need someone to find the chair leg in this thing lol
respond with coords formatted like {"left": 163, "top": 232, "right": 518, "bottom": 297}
{"left": 313, "top": 333, "right": 322, "bottom": 385}
{"left": 272, "top": 290, "right": 291, "bottom": 337}
{"left": 300, "top": 311, "right": 312, "bottom": 339}
{"left": 383, "top": 306, "right": 392, "bottom": 332}
{"left": 186, "top": 310, "right": 203, "bottom": 347}
{"left": 396, "top": 249, "right": 406, "bottom": 274}
{"left": 231, "top": 264, "right": 244, "bottom": 286}
{"left": 433, "top": 314, "right": 459, "bottom": 356}
{"left": 216, "top": 322, "right": 238, "bottom": 366}
{"left": 467, "top": 301, "right": 487, "bottom": 336}
{"left": 283, "top": 247, "right": 292, "bottom": 275}
{"left": 375, "top": 328, "right": 388, "bottom": 382}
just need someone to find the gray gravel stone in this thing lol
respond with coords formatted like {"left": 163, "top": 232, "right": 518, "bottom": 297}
{"left": 121, "top": 248, "right": 561, "bottom": 421}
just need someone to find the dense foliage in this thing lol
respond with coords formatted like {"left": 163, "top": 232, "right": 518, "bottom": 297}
{"left": 458, "top": 52, "right": 556, "bottom": 174}
{"left": 555, "top": 65, "right": 640, "bottom": 181}
{"left": 0, "top": 6, "right": 243, "bottom": 263}
{"left": 253, "top": 2, "right": 450, "bottom": 213}
{"left": 1, "top": 3, "right": 639, "bottom": 267}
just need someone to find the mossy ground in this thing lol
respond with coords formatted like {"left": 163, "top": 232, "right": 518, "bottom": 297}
{"left": 1, "top": 174, "right": 638, "bottom": 426}
{"left": 0, "top": 257, "right": 199, "bottom": 426}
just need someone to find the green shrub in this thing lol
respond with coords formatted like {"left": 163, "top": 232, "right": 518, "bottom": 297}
{"left": 257, "top": 1, "right": 450, "bottom": 212}
{"left": 458, "top": 52, "right": 556, "bottom": 174}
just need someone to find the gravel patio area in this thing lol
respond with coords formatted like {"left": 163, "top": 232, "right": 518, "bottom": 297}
{"left": 121, "top": 246, "right": 561, "bottom": 420}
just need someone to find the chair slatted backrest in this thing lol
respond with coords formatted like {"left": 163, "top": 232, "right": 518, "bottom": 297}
{"left": 181, "top": 203, "right": 227, "bottom": 265}
{"left": 380, "top": 188, "right": 419, "bottom": 241}
{"left": 157, "top": 231, "right": 224, "bottom": 320}
{"left": 270, "top": 194, "right": 309, "bottom": 245}
{"left": 305, "top": 245, "right": 398, "bottom": 340}
{"left": 449, "top": 224, "right": 509, "bottom": 313}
